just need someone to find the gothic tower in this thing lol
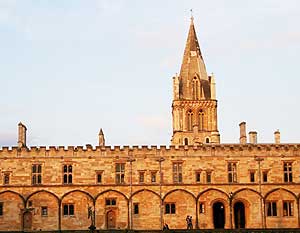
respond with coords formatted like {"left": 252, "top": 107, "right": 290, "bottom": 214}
{"left": 171, "top": 18, "right": 220, "bottom": 145}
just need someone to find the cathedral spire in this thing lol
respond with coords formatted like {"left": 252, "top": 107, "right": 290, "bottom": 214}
{"left": 179, "top": 17, "right": 209, "bottom": 100}
{"left": 184, "top": 16, "right": 201, "bottom": 56}
{"left": 171, "top": 18, "right": 220, "bottom": 146}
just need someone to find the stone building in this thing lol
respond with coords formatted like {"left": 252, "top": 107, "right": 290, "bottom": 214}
{"left": 1, "top": 18, "right": 300, "bottom": 231}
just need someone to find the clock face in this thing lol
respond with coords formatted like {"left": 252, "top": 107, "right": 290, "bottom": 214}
{"left": 190, "top": 51, "right": 197, "bottom": 57}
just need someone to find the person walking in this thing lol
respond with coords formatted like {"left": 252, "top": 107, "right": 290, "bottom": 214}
{"left": 189, "top": 216, "right": 193, "bottom": 229}
{"left": 163, "top": 223, "right": 169, "bottom": 231}
{"left": 186, "top": 215, "right": 190, "bottom": 229}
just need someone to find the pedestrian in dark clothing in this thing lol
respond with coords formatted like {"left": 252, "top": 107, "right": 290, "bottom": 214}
{"left": 189, "top": 216, "right": 193, "bottom": 229}
{"left": 186, "top": 215, "right": 193, "bottom": 229}
{"left": 163, "top": 223, "right": 169, "bottom": 230}
{"left": 186, "top": 215, "right": 190, "bottom": 229}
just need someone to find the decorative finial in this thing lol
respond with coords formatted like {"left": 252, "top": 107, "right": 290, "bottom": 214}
{"left": 190, "top": 9, "right": 194, "bottom": 21}
{"left": 99, "top": 128, "right": 104, "bottom": 135}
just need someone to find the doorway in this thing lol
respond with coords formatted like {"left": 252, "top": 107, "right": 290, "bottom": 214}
{"left": 213, "top": 202, "right": 225, "bottom": 229}
{"left": 106, "top": 210, "right": 116, "bottom": 229}
{"left": 234, "top": 202, "right": 246, "bottom": 229}
{"left": 23, "top": 211, "right": 32, "bottom": 231}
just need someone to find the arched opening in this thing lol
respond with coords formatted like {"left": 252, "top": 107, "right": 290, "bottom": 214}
{"left": 192, "top": 77, "right": 199, "bottom": 100}
{"left": 199, "top": 110, "right": 204, "bottom": 130}
{"left": 213, "top": 202, "right": 225, "bottom": 229}
{"left": 205, "top": 137, "right": 210, "bottom": 143}
{"left": 184, "top": 138, "right": 189, "bottom": 145}
{"left": 61, "top": 190, "right": 94, "bottom": 230}
{"left": 106, "top": 210, "right": 116, "bottom": 229}
{"left": 234, "top": 202, "right": 246, "bottom": 229}
{"left": 187, "top": 110, "right": 193, "bottom": 131}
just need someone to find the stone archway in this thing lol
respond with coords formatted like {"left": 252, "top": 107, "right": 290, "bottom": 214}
{"left": 213, "top": 202, "right": 225, "bottom": 229}
{"left": 234, "top": 201, "right": 245, "bottom": 229}
{"left": 60, "top": 190, "right": 94, "bottom": 230}
{"left": 25, "top": 190, "right": 59, "bottom": 231}
{"left": 0, "top": 191, "right": 25, "bottom": 231}
{"left": 95, "top": 190, "right": 128, "bottom": 229}
{"left": 163, "top": 189, "right": 196, "bottom": 229}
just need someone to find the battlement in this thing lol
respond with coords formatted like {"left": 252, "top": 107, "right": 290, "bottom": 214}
{"left": 1, "top": 143, "right": 300, "bottom": 158}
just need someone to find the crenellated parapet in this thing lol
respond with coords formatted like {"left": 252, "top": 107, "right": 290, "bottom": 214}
{"left": 1, "top": 143, "right": 300, "bottom": 158}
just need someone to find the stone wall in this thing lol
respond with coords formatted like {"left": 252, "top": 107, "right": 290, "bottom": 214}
{"left": 1, "top": 144, "right": 300, "bottom": 230}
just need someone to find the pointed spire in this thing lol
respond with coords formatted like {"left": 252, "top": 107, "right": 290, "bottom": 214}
{"left": 99, "top": 128, "right": 104, "bottom": 135}
{"left": 179, "top": 17, "right": 209, "bottom": 100}
{"left": 184, "top": 16, "right": 202, "bottom": 57}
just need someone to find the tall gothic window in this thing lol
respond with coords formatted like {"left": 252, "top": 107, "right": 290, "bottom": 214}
{"left": 228, "top": 162, "right": 237, "bottom": 183}
{"left": 187, "top": 110, "right": 193, "bottom": 131}
{"left": 173, "top": 162, "right": 183, "bottom": 183}
{"left": 283, "top": 162, "right": 293, "bottom": 183}
{"left": 192, "top": 77, "right": 199, "bottom": 100}
{"left": 199, "top": 110, "right": 204, "bottom": 130}
{"left": 63, "top": 165, "right": 73, "bottom": 184}
{"left": 116, "top": 163, "right": 125, "bottom": 184}
{"left": 32, "top": 164, "right": 42, "bottom": 185}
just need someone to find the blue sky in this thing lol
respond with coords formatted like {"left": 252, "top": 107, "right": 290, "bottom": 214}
{"left": 0, "top": 0, "right": 300, "bottom": 147}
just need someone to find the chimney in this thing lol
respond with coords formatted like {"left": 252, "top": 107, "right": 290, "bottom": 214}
{"left": 239, "top": 122, "right": 247, "bottom": 144}
{"left": 98, "top": 128, "right": 105, "bottom": 146}
{"left": 249, "top": 131, "right": 257, "bottom": 144}
{"left": 18, "top": 122, "right": 27, "bottom": 148}
{"left": 274, "top": 130, "right": 280, "bottom": 144}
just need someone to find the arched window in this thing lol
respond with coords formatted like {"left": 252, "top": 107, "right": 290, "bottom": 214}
{"left": 184, "top": 138, "right": 189, "bottom": 145}
{"left": 187, "top": 110, "right": 193, "bottom": 131}
{"left": 192, "top": 77, "right": 199, "bottom": 100}
{"left": 199, "top": 110, "right": 204, "bottom": 130}
{"left": 205, "top": 137, "right": 210, "bottom": 143}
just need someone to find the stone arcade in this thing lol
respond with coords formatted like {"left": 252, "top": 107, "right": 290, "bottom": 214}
{"left": 1, "top": 18, "right": 300, "bottom": 231}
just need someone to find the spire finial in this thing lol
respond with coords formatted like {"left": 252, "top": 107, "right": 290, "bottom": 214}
{"left": 99, "top": 128, "right": 104, "bottom": 135}
{"left": 190, "top": 9, "right": 194, "bottom": 21}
